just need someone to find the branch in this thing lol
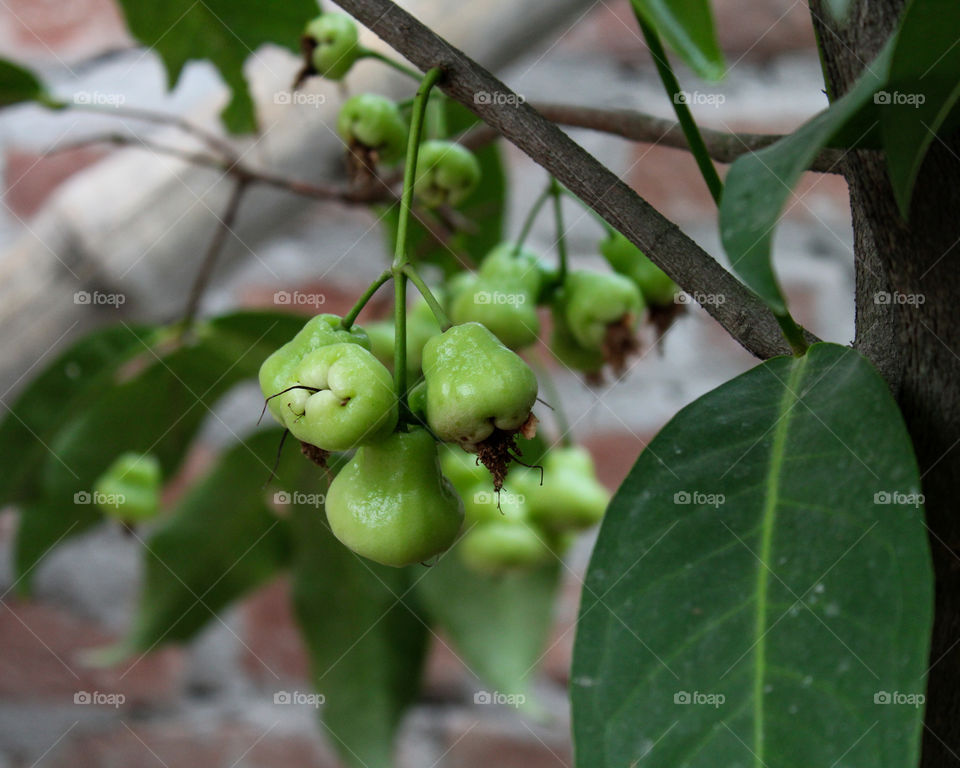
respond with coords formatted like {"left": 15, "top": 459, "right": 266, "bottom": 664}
{"left": 461, "top": 104, "right": 843, "bottom": 174}
{"left": 331, "top": 0, "right": 816, "bottom": 359}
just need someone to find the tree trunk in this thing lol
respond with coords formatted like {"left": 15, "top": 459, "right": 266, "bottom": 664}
{"left": 810, "top": 2, "right": 960, "bottom": 764}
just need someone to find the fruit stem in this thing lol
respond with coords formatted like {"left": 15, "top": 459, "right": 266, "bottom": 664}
{"left": 550, "top": 178, "right": 569, "bottom": 283}
{"left": 513, "top": 178, "right": 553, "bottom": 257}
{"left": 393, "top": 66, "right": 444, "bottom": 405}
{"left": 631, "top": 5, "right": 724, "bottom": 205}
{"left": 775, "top": 312, "right": 810, "bottom": 357}
{"left": 357, "top": 48, "right": 422, "bottom": 81}
{"left": 341, "top": 269, "right": 392, "bottom": 329}
{"left": 403, "top": 264, "right": 451, "bottom": 329}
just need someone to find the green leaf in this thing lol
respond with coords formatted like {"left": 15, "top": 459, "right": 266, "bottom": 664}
{"left": 13, "top": 311, "right": 305, "bottom": 590}
{"left": 417, "top": 551, "right": 559, "bottom": 707}
{"left": 720, "top": 43, "right": 893, "bottom": 314}
{"left": 381, "top": 100, "right": 506, "bottom": 276}
{"left": 0, "top": 324, "right": 156, "bottom": 506}
{"left": 630, "top": 0, "right": 725, "bottom": 81}
{"left": 114, "top": 0, "right": 318, "bottom": 133}
{"left": 119, "top": 429, "right": 292, "bottom": 653}
{"left": 881, "top": 0, "right": 960, "bottom": 216}
{"left": 291, "top": 497, "right": 428, "bottom": 768}
{"left": 0, "top": 58, "right": 54, "bottom": 108}
{"left": 572, "top": 342, "right": 932, "bottom": 768}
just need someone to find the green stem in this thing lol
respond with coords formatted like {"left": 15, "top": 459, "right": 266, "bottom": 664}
{"left": 550, "top": 178, "right": 569, "bottom": 283}
{"left": 392, "top": 66, "right": 444, "bottom": 403}
{"left": 341, "top": 270, "right": 392, "bottom": 329}
{"left": 631, "top": 5, "right": 724, "bottom": 205}
{"left": 403, "top": 264, "right": 451, "bottom": 329}
{"left": 357, "top": 48, "right": 422, "bottom": 81}
{"left": 775, "top": 313, "right": 810, "bottom": 357}
{"left": 513, "top": 179, "right": 553, "bottom": 256}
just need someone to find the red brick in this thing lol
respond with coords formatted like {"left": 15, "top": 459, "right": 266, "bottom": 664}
{"left": 0, "top": 0, "right": 129, "bottom": 61}
{"left": 442, "top": 718, "right": 572, "bottom": 768}
{"left": 240, "top": 578, "right": 310, "bottom": 683}
{"left": 4, "top": 147, "right": 107, "bottom": 219}
{"left": 581, "top": 432, "right": 653, "bottom": 492}
{"left": 0, "top": 598, "right": 183, "bottom": 705}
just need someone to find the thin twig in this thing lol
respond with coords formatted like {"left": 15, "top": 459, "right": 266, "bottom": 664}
{"left": 181, "top": 178, "right": 249, "bottom": 328}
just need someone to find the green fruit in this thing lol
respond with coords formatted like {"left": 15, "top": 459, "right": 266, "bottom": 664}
{"left": 282, "top": 343, "right": 397, "bottom": 451}
{"left": 413, "top": 140, "right": 481, "bottom": 208}
{"left": 600, "top": 231, "right": 677, "bottom": 307}
{"left": 326, "top": 428, "right": 464, "bottom": 566}
{"left": 459, "top": 520, "right": 551, "bottom": 574}
{"left": 449, "top": 244, "right": 543, "bottom": 349}
{"left": 259, "top": 314, "right": 368, "bottom": 424}
{"left": 548, "top": 301, "right": 604, "bottom": 374}
{"left": 93, "top": 452, "right": 162, "bottom": 522}
{"left": 305, "top": 13, "right": 359, "bottom": 81}
{"left": 421, "top": 323, "right": 538, "bottom": 448}
{"left": 562, "top": 270, "right": 644, "bottom": 350}
{"left": 439, "top": 445, "right": 489, "bottom": 491}
{"left": 524, "top": 447, "right": 609, "bottom": 530}
{"left": 337, "top": 94, "right": 408, "bottom": 164}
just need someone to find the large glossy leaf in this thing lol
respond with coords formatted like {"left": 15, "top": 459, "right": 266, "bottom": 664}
{"left": 14, "top": 312, "right": 305, "bottom": 590}
{"left": 0, "top": 58, "right": 53, "bottom": 108}
{"left": 119, "top": 429, "right": 293, "bottom": 653}
{"left": 381, "top": 101, "right": 506, "bottom": 276}
{"left": 291, "top": 497, "right": 428, "bottom": 768}
{"left": 572, "top": 342, "right": 932, "bottom": 768}
{"left": 630, "top": 0, "right": 725, "bottom": 81}
{"left": 115, "top": 0, "right": 317, "bottom": 133}
{"left": 881, "top": 0, "right": 960, "bottom": 216}
{"left": 416, "top": 550, "right": 558, "bottom": 706}
{"left": 719, "top": 43, "right": 892, "bottom": 314}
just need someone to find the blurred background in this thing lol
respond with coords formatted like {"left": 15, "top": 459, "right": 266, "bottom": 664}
{"left": 0, "top": 0, "right": 854, "bottom": 765}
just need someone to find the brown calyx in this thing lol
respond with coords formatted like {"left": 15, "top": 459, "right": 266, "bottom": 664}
{"left": 292, "top": 35, "right": 318, "bottom": 90}
{"left": 601, "top": 314, "right": 641, "bottom": 377}
{"left": 474, "top": 413, "right": 539, "bottom": 492}
{"left": 300, "top": 441, "right": 330, "bottom": 469}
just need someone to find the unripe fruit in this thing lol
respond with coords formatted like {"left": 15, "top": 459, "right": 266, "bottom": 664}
{"left": 338, "top": 94, "right": 408, "bottom": 165}
{"left": 304, "top": 13, "right": 359, "bottom": 81}
{"left": 521, "top": 447, "right": 609, "bottom": 530}
{"left": 283, "top": 343, "right": 397, "bottom": 451}
{"left": 93, "top": 452, "right": 162, "bottom": 522}
{"left": 600, "top": 231, "right": 677, "bottom": 307}
{"left": 413, "top": 140, "right": 481, "bottom": 208}
{"left": 421, "top": 322, "right": 538, "bottom": 449}
{"left": 259, "top": 314, "right": 368, "bottom": 424}
{"left": 439, "top": 445, "right": 489, "bottom": 491}
{"left": 548, "top": 302, "right": 604, "bottom": 374}
{"left": 459, "top": 520, "right": 551, "bottom": 574}
{"left": 562, "top": 270, "right": 644, "bottom": 350}
{"left": 326, "top": 428, "right": 464, "bottom": 566}
{"left": 449, "top": 244, "right": 543, "bottom": 349}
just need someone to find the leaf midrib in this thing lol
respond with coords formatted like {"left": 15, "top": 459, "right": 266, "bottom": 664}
{"left": 753, "top": 355, "right": 809, "bottom": 765}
